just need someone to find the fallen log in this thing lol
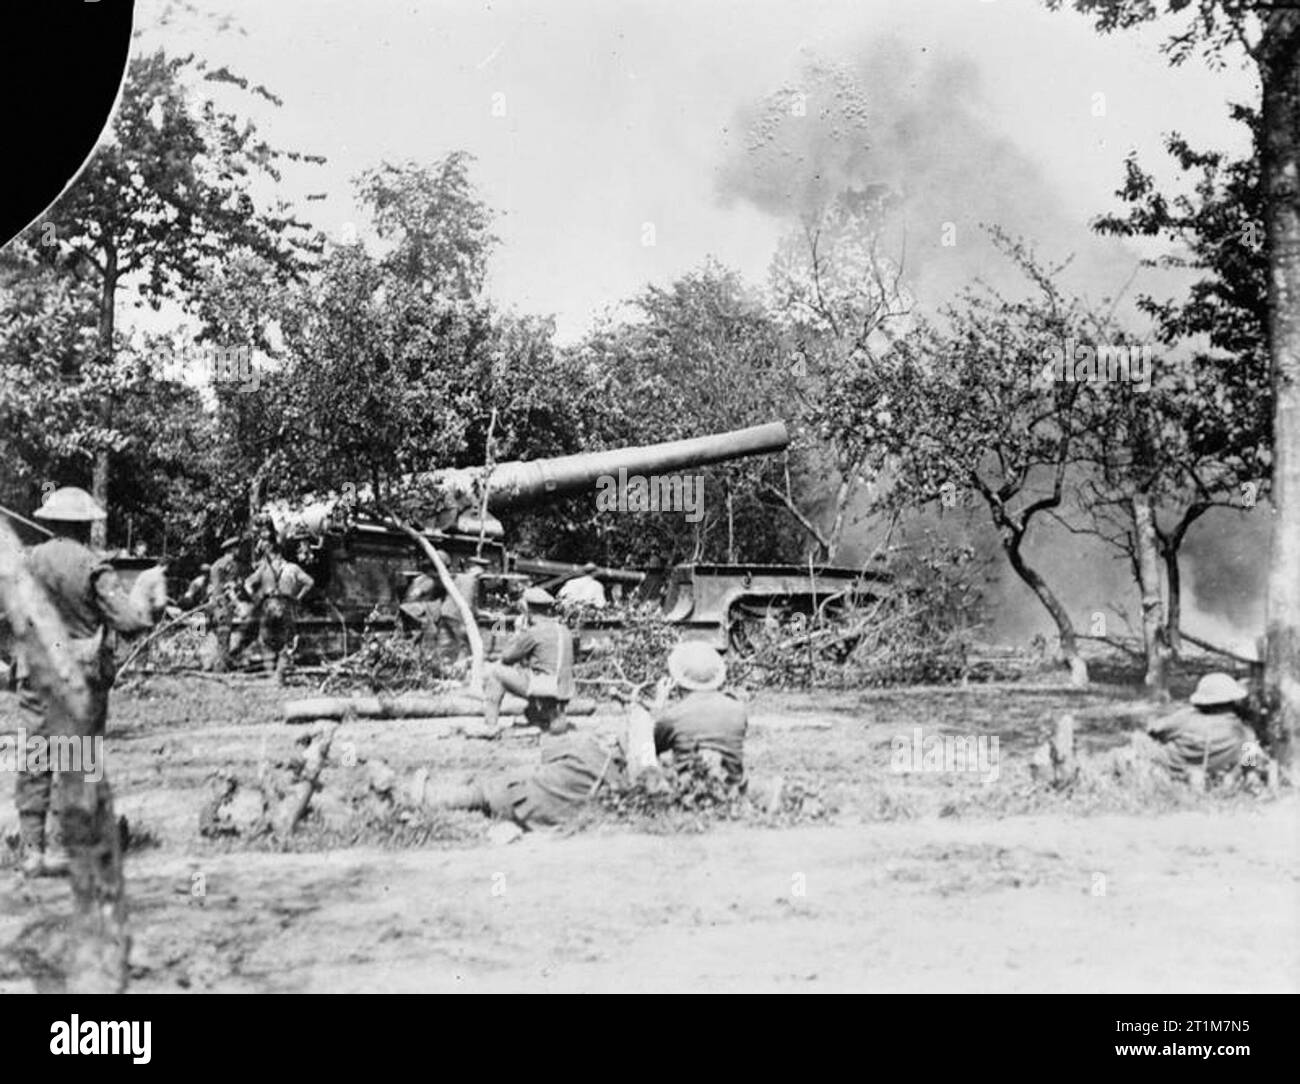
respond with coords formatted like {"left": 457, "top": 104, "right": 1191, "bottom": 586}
{"left": 283, "top": 693, "right": 597, "bottom": 723}
{"left": 277, "top": 723, "right": 338, "bottom": 835}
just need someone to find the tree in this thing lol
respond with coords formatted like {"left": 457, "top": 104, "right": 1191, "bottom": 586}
{"left": 357, "top": 154, "right": 497, "bottom": 297}
{"left": 1085, "top": 119, "right": 1269, "bottom": 658}
{"left": 262, "top": 155, "right": 504, "bottom": 505}
{"left": 564, "top": 261, "right": 804, "bottom": 566}
{"left": 1048, "top": 0, "right": 1297, "bottom": 762}
{"left": 26, "top": 48, "right": 321, "bottom": 547}
{"left": 848, "top": 238, "right": 1096, "bottom": 684}
{"left": 768, "top": 188, "right": 913, "bottom": 561}
{"left": 0, "top": 245, "right": 102, "bottom": 514}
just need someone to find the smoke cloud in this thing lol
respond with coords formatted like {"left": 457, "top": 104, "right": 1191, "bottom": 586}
{"left": 715, "top": 34, "right": 1264, "bottom": 648}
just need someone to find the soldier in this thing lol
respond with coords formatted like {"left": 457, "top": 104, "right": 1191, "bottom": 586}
{"left": 1140, "top": 672, "right": 1262, "bottom": 783}
{"left": 207, "top": 537, "right": 249, "bottom": 671}
{"left": 251, "top": 516, "right": 278, "bottom": 562}
{"left": 243, "top": 537, "right": 314, "bottom": 681}
{"left": 14, "top": 487, "right": 154, "bottom": 877}
{"left": 633, "top": 642, "right": 749, "bottom": 785}
{"left": 482, "top": 586, "right": 574, "bottom": 733}
{"left": 405, "top": 705, "right": 626, "bottom": 829}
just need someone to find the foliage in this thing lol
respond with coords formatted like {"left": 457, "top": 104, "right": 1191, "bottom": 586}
{"left": 0, "top": 249, "right": 103, "bottom": 510}
{"left": 319, "top": 618, "right": 451, "bottom": 694}
{"left": 563, "top": 599, "right": 682, "bottom": 690}
{"left": 6, "top": 46, "right": 320, "bottom": 547}
{"left": 823, "top": 233, "right": 1095, "bottom": 673}
{"left": 1087, "top": 111, "right": 1269, "bottom": 512}
{"left": 732, "top": 533, "right": 987, "bottom": 689}
{"left": 357, "top": 154, "right": 497, "bottom": 296}
{"left": 557, "top": 260, "right": 806, "bottom": 565}
{"left": 583, "top": 756, "right": 835, "bottom": 834}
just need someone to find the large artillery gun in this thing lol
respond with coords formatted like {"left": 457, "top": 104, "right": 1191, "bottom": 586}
{"left": 243, "top": 422, "right": 886, "bottom": 661}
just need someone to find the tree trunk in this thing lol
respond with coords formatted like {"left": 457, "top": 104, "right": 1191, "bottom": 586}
{"left": 1005, "top": 534, "right": 1089, "bottom": 686}
{"left": 249, "top": 463, "right": 268, "bottom": 523}
{"left": 91, "top": 248, "right": 118, "bottom": 551}
{"left": 825, "top": 460, "right": 863, "bottom": 563}
{"left": 1163, "top": 542, "right": 1182, "bottom": 656}
{"left": 1261, "top": 13, "right": 1300, "bottom": 768}
{"left": 1131, "top": 492, "right": 1170, "bottom": 698}
{"left": 726, "top": 486, "right": 735, "bottom": 563}
{"left": 396, "top": 522, "right": 485, "bottom": 690}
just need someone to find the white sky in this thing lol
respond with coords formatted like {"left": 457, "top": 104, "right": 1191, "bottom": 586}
{"left": 133, "top": 0, "right": 1258, "bottom": 342}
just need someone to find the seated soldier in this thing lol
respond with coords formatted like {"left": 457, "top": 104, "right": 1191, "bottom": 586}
{"left": 635, "top": 642, "right": 748, "bottom": 785}
{"left": 405, "top": 715, "right": 626, "bottom": 829}
{"left": 1141, "top": 672, "right": 1260, "bottom": 782}
{"left": 483, "top": 586, "right": 573, "bottom": 733}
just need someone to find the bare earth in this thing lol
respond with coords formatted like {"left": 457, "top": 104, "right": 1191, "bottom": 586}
{"left": 1, "top": 676, "right": 1297, "bottom": 993}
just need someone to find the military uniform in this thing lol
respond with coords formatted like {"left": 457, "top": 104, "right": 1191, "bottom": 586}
{"left": 484, "top": 590, "right": 574, "bottom": 730}
{"left": 244, "top": 553, "right": 313, "bottom": 674}
{"left": 653, "top": 689, "right": 749, "bottom": 783}
{"left": 418, "top": 731, "right": 624, "bottom": 828}
{"left": 16, "top": 536, "right": 152, "bottom": 867}
{"left": 496, "top": 616, "right": 575, "bottom": 699}
{"left": 207, "top": 547, "right": 246, "bottom": 669}
{"left": 480, "top": 733, "right": 625, "bottom": 827}
{"left": 1144, "top": 703, "right": 1254, "bottom": 780}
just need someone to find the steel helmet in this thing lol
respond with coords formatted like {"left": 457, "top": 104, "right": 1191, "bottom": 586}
{"left": 667, "top": 642, "right": 726, "bottom": 691}
{"left": 33, "top": 486, "right": 106, "bottom": 522}
{"left": 1189, "top": 672, "right": 1248, "bottom": 707}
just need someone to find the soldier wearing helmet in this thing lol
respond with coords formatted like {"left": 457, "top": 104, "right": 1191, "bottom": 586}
{"left": 637, "top": 642, "right": 749, "bottom": 785}
{"left": 1143, "top": 672, "right": 1262, "bottom": 782}
{"left": 14, "top": 487, "right": 155, "bottom": 877}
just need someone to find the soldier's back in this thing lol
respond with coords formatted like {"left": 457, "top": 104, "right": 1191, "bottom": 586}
{"left": 26, "top": 537, "right": 105, "bottom": 638}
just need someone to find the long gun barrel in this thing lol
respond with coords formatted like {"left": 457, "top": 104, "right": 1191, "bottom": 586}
{"left": 270, "top": 422, "right": 792, "bottom": 537}
{"left": 482, "top": 421, "right": 790, "bottom": 510}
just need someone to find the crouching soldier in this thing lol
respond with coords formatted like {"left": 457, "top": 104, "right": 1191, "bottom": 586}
{"left": 1139, "top": 672, "right": 1267, "bottom": 785}
{"left": 483, "top": 587, "right": 574, "bottom": 734}
{"left": 14, "top": 487, "right": 155, "bottom": 877}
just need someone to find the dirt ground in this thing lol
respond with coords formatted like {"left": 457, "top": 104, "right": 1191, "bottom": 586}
{"left": 0, "top": 674, "right": 1296, "bottom": 993}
